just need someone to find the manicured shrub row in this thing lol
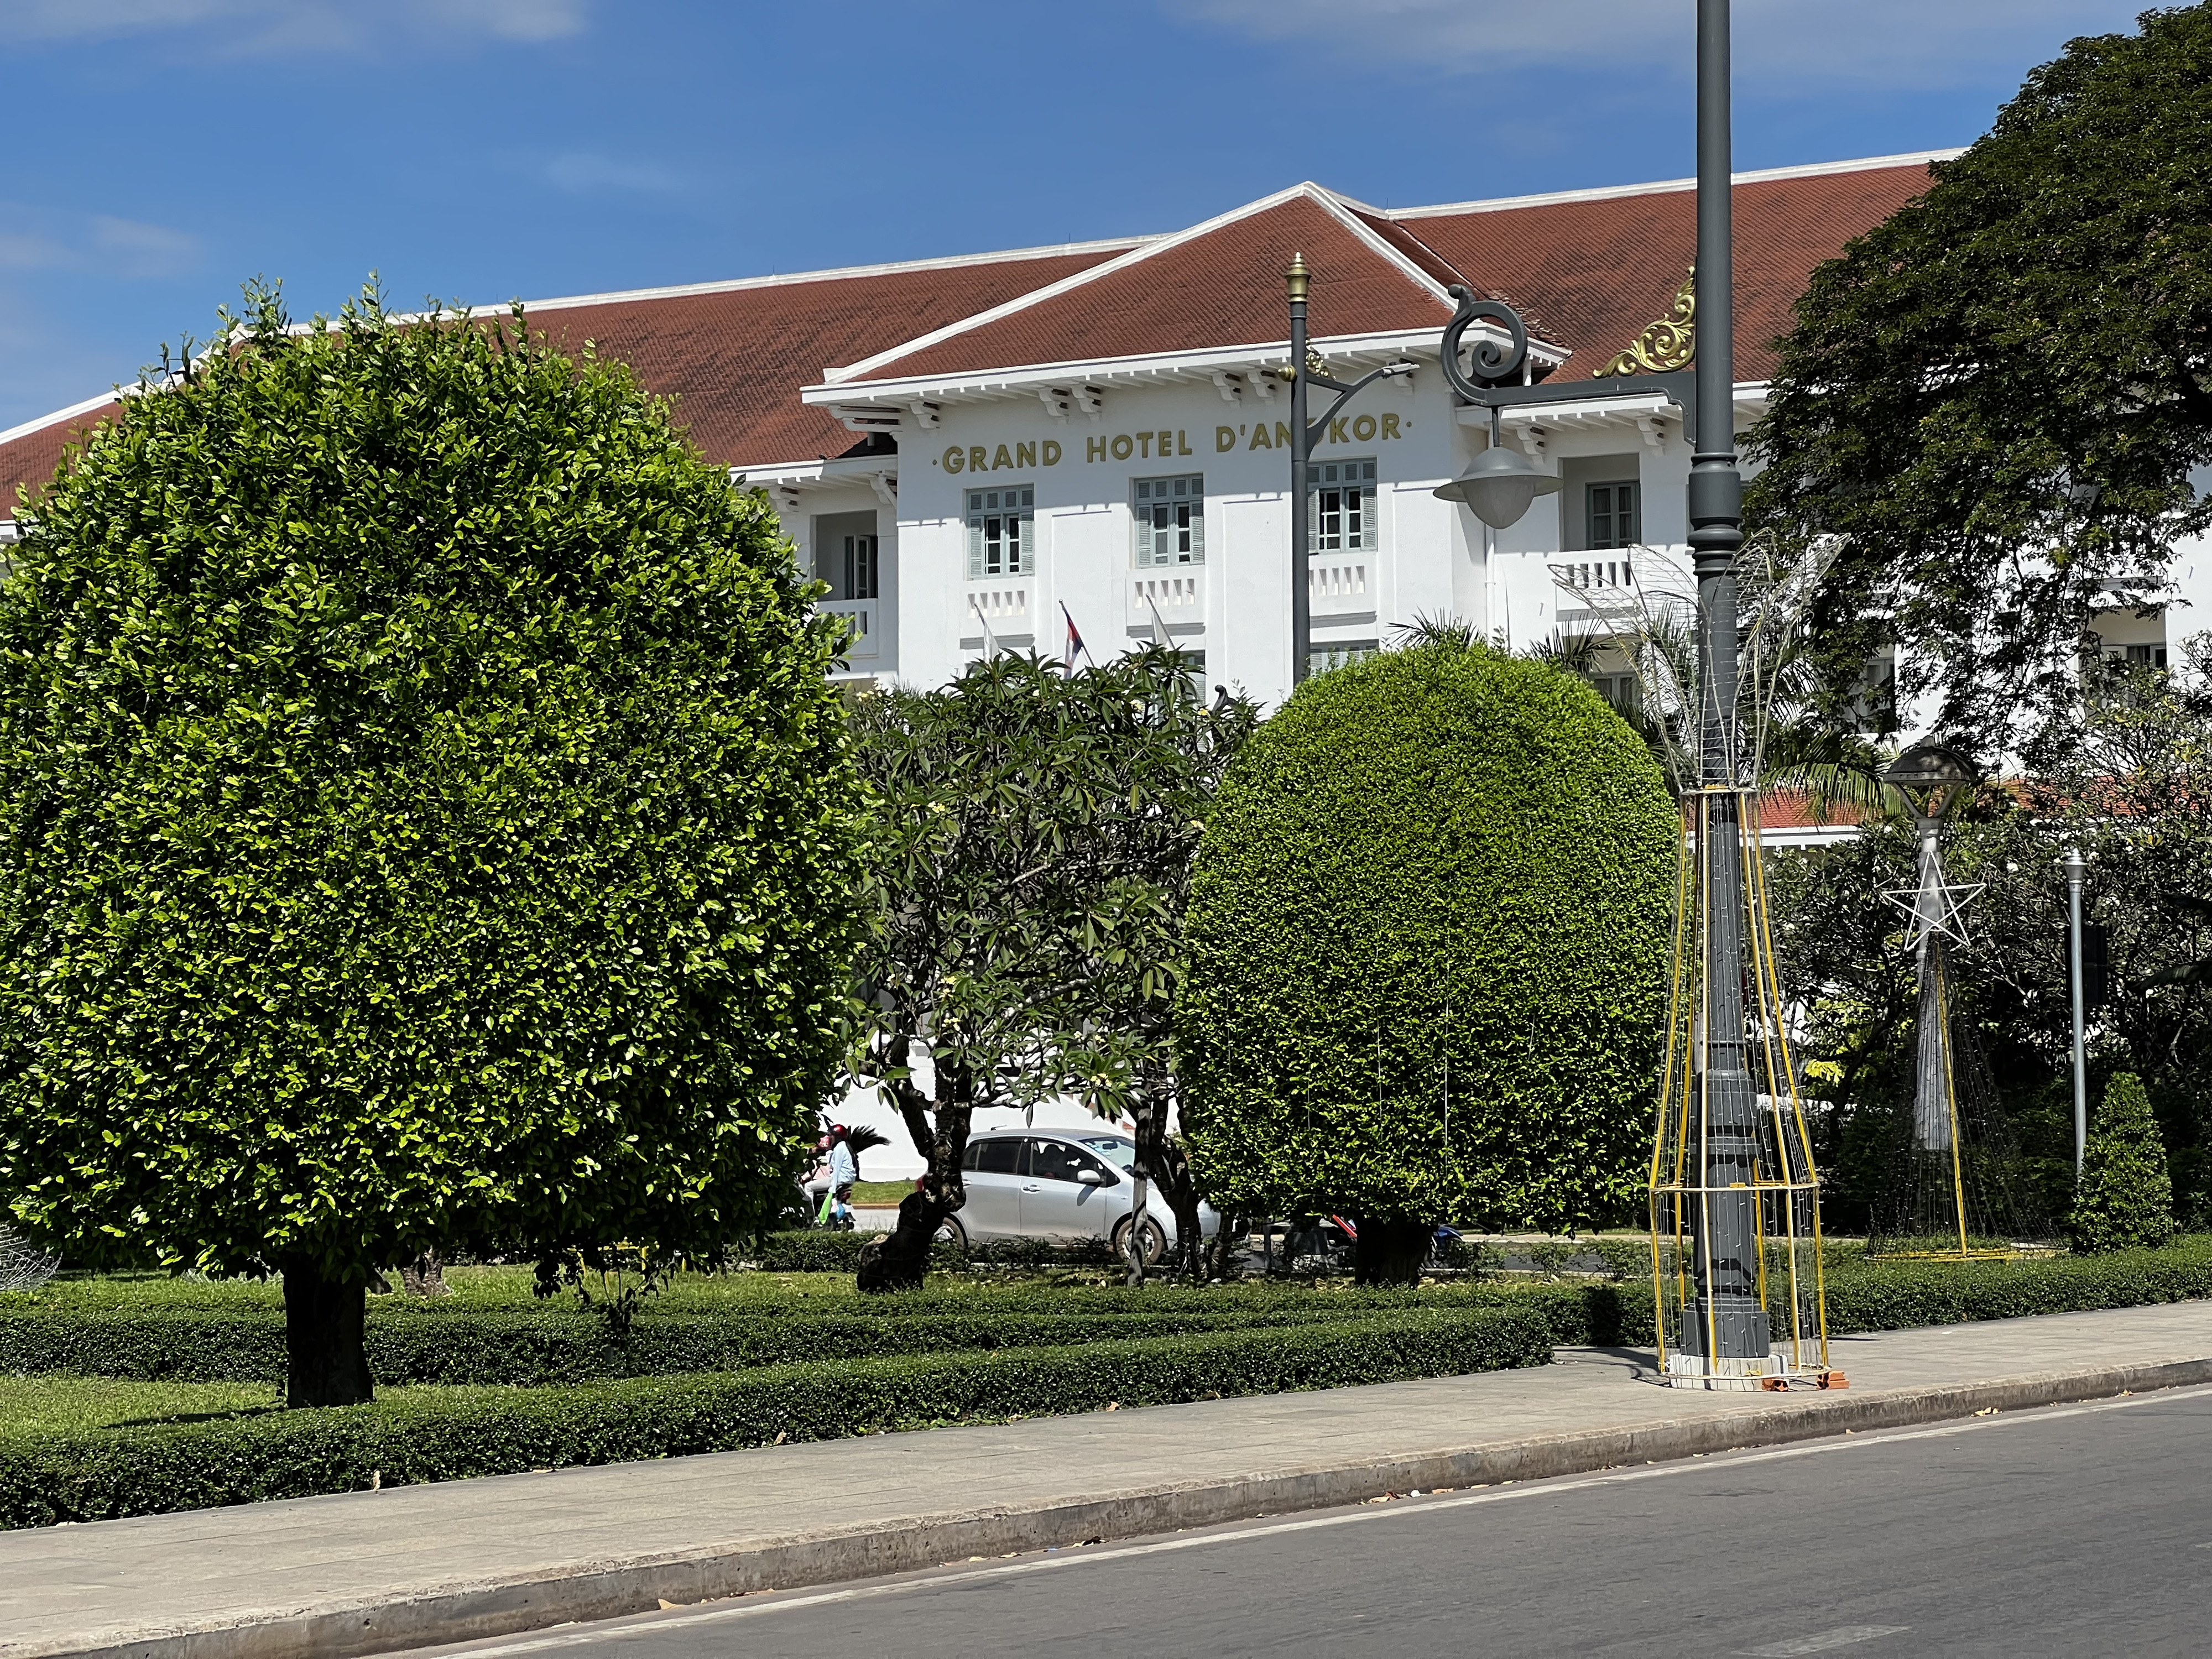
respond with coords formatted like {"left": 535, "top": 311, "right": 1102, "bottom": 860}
{"left": 1501, "top": 1238, "right": 2212, "bottom": 1350}
{"left": 1823, "top": 1241, "right": 2212, "bottom": 1332}
{"left": 752, "top": 1230, "right": 884, "bottom": 1272}
{"left": 750, "top": 1230, "right": 1119, "bottom": 1272}
{"left": 0, "top": 1307, "right": 1554, "bottom": 1527}
{"left": 0, "top": 1303, "right": 1387, "bottom": 1386}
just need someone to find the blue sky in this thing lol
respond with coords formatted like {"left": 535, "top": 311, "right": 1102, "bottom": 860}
{"left": 1, "top": 0, "right": 2151, "bottom": 431}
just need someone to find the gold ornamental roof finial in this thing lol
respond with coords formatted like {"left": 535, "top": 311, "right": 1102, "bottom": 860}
{"left": 1285, "top": 252, "right": 1311, "bottom": 303}
{"left": 1594, "top": 266, "right": 1695, "bottom": 377}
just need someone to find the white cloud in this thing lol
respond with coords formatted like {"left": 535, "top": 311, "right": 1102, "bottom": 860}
{"left": 91, "top": 216, "right": 203, "bottom": 278}
{"left": 1170, "top": 1, "right": 2148, "bottom": 90}
{"left": 543, "top": 152, "right": 684, "bottom": 197}
{"left": 0, "top": 0, "right": 588, "bottom": 53}
{"left": 0, "top": 206, "right": 202, "bottom": 279}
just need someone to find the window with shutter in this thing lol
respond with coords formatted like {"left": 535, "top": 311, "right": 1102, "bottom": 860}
{"left": 966, "top": 486, "right": 1035, "bottom": 578}
{"left": 1587, "top": 480, "right": 1640, "bottom": 550}
{"left": 1133, "top": 474, "right": 1205, "bottom": 567}
{"left": 1311, "top": 458, "right": 1378, "bottom": 551}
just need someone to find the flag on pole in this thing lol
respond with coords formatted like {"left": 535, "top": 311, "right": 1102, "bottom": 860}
{"left": 1060, "top": 602, "right": 1089, "bottom": 673}
{"left": 1144, "top": 593, "right": 1172, "bottom": 647}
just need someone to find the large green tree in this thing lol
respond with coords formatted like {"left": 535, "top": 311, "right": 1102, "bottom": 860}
{"left": 1750, "top": 5, "right": 2212, "bottom": 738}
{"left": 1178, "top": 641, "right": 1677, "bottom": 1281}
{"left": 846, "top": 647, "right": 1252, "bottom": 1291}
{"left": 0, "top": 285, "right": 860, "bottom": 1403}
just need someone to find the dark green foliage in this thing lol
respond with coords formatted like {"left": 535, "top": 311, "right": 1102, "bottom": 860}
{"left": 1180, "top": 643, "right": 1677, "bottom": 1232}
{"left": 846, "top": 649, "right": 1255, "bottom": 1289}
{"left": 0, "top": 286, "right": 860, "bottom": 1305}
{"left": 0, "top": 1301, "right": 1448, "bottom": 1385}
{"left": 1750, "top": 7, "right": 2212, "bottom": 734}
{"left": 753, "top": 1230, "right": 888, "bottom": 1273}
{"left": 2070, "top": 1073, "right": 2178, "bottom": 1252}
{"left": 0, "top": 1308, "right": 1554, "bottom": 1527}
{"left": 1768, "top": 662, "right": 2212, "bottom": 1234}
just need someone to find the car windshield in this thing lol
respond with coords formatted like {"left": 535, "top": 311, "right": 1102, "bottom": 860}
{"left": 1076, "top": 1136, "right": 1138, "bottom": 1172}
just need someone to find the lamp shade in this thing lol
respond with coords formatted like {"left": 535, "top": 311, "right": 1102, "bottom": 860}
{"left": 1433, "top": 445, "right": 1562, "bottom": 529}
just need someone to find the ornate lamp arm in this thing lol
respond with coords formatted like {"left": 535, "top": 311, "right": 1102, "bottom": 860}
{"left": 1437, "top": 286, "right": 1532, "bottom": 403}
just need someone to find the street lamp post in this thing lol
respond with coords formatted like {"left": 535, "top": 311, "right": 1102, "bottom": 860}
{"left": 1426, "top": 0, "right": 1782, "bottom": 1383}
{"left": 1284, "top": 254, "right": 1415, "bottom": 687}
{"left": 2066, "top": 846, "right": 2089, "bottom": 1177}
{"left": 1677, "top": 0, "right": 1770, "bottom": 1373}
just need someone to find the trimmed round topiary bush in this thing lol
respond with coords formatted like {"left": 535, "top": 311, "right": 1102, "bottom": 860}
{"left": 1178, "top": 643, "right": 1676, "bottom": 1256}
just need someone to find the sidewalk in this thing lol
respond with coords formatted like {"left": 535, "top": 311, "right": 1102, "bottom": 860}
{"left": 6, "top": 1301, "right": 2209, "bottom": 1659}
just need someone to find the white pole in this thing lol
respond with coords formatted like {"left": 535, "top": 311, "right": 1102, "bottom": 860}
{"left": 2065, "top": 847, "right": 2088, "bottom": 1178}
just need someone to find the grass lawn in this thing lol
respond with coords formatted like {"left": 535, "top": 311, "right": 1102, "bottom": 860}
{"left": 849, "top": 1180, "right": 915, "bottom": 1205}
{"left": 0, "top": 1374, "right": 281, "bottom": 1436}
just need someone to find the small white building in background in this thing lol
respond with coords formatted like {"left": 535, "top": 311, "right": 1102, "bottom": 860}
{"left": 3, "top": 154, "right": 2203, "bottom": 1176}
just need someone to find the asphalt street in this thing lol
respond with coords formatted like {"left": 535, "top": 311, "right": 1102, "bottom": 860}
{"left": 414, "top": 1384, "right": 2212, "bottom": 1659}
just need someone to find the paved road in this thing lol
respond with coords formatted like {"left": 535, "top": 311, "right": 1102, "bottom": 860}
{"left": 412, "top": 1383, "right": 2212, "bottom": 1659}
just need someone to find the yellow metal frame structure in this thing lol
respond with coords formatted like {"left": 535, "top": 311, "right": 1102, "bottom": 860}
{"left": 1649, "top": 789, "right": 1833, "bottom": 1387}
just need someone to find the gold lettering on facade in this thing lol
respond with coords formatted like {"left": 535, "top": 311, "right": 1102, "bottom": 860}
{"left": 947, "top": 416, "right": 1404, "bottom": 473}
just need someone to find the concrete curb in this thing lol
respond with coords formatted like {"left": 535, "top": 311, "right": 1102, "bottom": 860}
{"left": 29, "top": 1354, "right": 2212, "bottom": 1659}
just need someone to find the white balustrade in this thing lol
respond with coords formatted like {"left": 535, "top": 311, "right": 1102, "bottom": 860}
{"left": 1133, "top": 575, "right": 1201, "bottom": 610}
{"left": 1309, "top": 562, "right": 1368, "bottom": 606}
{"left": 822, "top": 599, "right": 877, "bottom": 658}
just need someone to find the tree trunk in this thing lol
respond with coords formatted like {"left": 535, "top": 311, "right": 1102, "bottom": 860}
{"left": 858, "top": 1063, "right": 971, "bottom": 1295}
{"left": 859, "top": 1188, "right": 948, "bottom": 1292}
{"left": 1352, "top": 1219, "right": 1432, "bottom": 1287}
{"left": 280, "top": 1255, "right": 375, "bottom": 1406}
{"left": 399, "top": 1250, "right": 449, "bottom": 1297}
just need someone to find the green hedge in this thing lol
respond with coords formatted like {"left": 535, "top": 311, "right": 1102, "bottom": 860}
{"left": 753, "top": 1230, "right": 885, "bottom": 1272}
{"left": 0, "top": 1303, "right": 1408, "bottom": 1386}
{"left": 749, "top": 1229, "right": 1116, "bottom": 1272}
{"left": 11, "top": 1241, "right": 2207, "bottom": 1390}
{"left": 1491, "top": 1238, "right": 2212, "bottom": 1350}
{"left": 0, "top": 1308, "right": 1553, "bottom": 1527}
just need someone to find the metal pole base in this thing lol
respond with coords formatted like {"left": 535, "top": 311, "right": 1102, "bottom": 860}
{"left": 1662, "top": 1352, "right": 1845, "bottom": 1391}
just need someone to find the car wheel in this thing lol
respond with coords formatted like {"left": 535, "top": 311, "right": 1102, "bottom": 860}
{"left": 932, "top": 1215, "right": 968, "bottom": 1256}
{"left": 1113, "top": 1215, "right": 1167, "bottom": 1269}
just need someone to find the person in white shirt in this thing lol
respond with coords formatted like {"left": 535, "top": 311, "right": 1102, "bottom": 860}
{"left": 825, "top": 1128, "right": 858, "bottom": 1228}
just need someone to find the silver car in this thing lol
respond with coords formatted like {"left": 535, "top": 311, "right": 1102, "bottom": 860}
{"left": 943, "top": 1129, "right": 1219, "bottom": 1266}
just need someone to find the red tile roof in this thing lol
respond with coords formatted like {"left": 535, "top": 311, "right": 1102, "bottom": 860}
{"left": 0, "top": 246, "right": 1132, "bottom": 516}
{"left": 510, "top": 248, "right": 1130, "bottom": 467}
{"left": 833, "top": 189, "right": 1467, "bottom": 388}
{"left": 0, "top": 159, "right": 1938, "bottom": 518}
{"left": 1758, "top": 787, "right": 1874, "bottom": 832}
{"left": 1399, "top": 162, "right": 1933, "bottom": 383}
{"left": 0, "top": 400, "right": 123, "bottom": 520}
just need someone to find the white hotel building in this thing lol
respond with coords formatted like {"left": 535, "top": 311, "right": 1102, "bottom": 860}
{"left": 2, "top": 152, "right": 2203, "bottom": 1162}
{"left": 4, "top": 150, "right": 2199, "bottom": 719}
